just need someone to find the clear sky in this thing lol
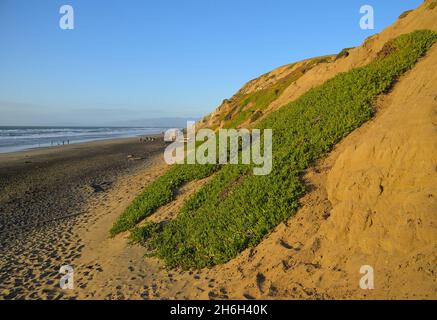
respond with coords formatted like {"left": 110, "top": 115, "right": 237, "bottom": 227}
{"left": 0, "top": 0, "right": 423, "bottom": 126}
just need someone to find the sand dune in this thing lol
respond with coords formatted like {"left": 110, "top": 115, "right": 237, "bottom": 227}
{"left": 1, "top": 1, "right": 436, "bottom": 300}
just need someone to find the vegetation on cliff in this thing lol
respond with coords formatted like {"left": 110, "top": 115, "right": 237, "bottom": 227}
{"left": 112, "top": 30, "right": 437, "bottom": 269}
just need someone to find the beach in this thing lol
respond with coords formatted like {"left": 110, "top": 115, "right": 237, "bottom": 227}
{"left": 0, "top": 134, "right": 235, "bottom": 300}
{"left": 2, "top": 0, "right": 437, "bottom": 304}
{"left": 0, "top": 136, "right": 167, "bottom": 299}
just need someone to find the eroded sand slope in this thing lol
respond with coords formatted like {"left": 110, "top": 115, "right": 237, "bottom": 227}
{"left": 73, "top": 44, "right": 436, "bottom": 299}
{"left": 71, "top": 1, "right": 437, "bottom": 299}
{"left": 213, "top": 37, "right": 437, "bottom": 300}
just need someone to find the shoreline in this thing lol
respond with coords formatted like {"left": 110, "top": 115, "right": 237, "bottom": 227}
{"left": 0, "top": 135, "right": 167, "bottom": 299}
{"left": 0, "top": 133, "right": 164, "bottom": 159}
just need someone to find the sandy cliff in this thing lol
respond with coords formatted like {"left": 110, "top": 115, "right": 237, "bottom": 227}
{"left": 70, "top": 1, "right": 437, "bottom": 299}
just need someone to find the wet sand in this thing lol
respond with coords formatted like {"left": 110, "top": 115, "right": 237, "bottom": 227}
{"left": 0, "top": 136, "right": 167, "bottom": 299}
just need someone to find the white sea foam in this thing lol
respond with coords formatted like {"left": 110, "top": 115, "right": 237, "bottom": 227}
{"left": 0, "top": 127, "right": 166, "bottom": 153}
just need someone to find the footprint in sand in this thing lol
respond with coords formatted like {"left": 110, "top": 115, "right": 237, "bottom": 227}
{"left": 256, "top": 272, "right": 266, "bottom": 293}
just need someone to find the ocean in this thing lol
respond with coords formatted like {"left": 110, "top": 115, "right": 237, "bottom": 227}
{"left": 0, "top": 126, "right": 168, "bottom": 153}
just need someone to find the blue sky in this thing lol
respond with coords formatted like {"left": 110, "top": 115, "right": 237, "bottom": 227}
{"left": 0, "top": 0, "right": 422, "bottom": 126}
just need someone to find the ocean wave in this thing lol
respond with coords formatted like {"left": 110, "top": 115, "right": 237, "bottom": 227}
{"left": 0, "top": 127, "right": 165, "bottom": 153}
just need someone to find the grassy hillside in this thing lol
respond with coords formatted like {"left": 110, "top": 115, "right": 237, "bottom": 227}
{"left": 199, "top": 57, "right": 333, "bottom": 130}
{"left": 112, "top": 30, "right": 437, "bottom": 269}
{"left": 110, "top": 163, "right": 218, "bottom": 234}
{"left": 222, "top": 57, "right": 331, "bottom": 128}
